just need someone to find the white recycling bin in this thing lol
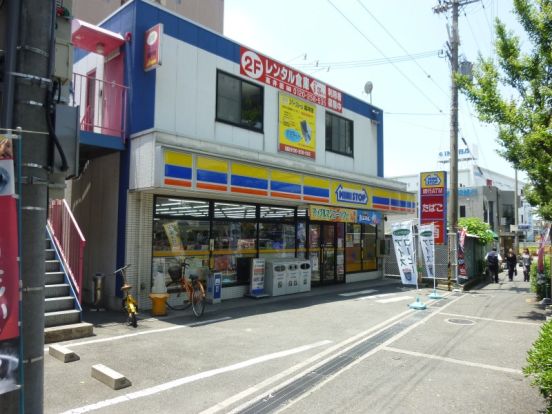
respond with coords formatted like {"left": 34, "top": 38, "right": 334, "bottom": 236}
{"left": 286, "top": 261, "right": 300, "bottom": 294}
{"left": 298, "top": 260, "right": 312, "bottom": 292}
{"left": 265, "top": 260, "right": 288, "bottom": 296}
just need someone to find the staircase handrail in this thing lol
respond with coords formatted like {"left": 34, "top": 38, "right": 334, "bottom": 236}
{"left": 47, "top": 199, "right": 86, "bottom": 302}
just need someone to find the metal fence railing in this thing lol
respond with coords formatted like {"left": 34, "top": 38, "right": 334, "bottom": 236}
{"left": 47, "top": 199, "right": 86, "bottom": 302}
{"left": 71, "top": 72, "right": 128, "bottom": 140}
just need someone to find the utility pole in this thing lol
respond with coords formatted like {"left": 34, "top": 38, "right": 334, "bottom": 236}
{"left": 514, "top": 168, "right": 519, "bottom": 254}
{"left": 0, "top": 1, "right": 54, "bottom": 412}
{"left": 433, "top": 0, "right": 478, "bottom": 287}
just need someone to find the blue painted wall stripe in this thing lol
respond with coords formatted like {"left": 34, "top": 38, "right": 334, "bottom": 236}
{"left": 165, "top": 165, "right": 192, "bottom": 180}
{"left": 303, "top": 186, "right": 330, "bottom": 198}
{"left": 373, "top": 196, "right": 389, "bottom": 205}
{"left": 197, "top": 170, "right": 227, "bottom": 184}
{"left": 231, "top": 175, "right": 268, "bottom": 190}
{"left": 271, "top": 181, "right": 301, "bottom": 194}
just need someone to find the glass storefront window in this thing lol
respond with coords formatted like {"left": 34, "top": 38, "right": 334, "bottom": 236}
{"left": 212, "top": 221, "right": 257, "bottom": 285}
{"left": 258, "top": 222, "right": 295, "bottom": 259}
{"left": 155, "top": 197, "right": 210, "bottom": 218}
{"left": 297, "top": 221, "right": 306, "bottom": 259}
{"left": 362, "top": 224, "right": 377, "bottom": 271}
{"left": 259, "top": 205, "right": 295, "bottom": 219}
{"left": 346, "top": 223, "right": 362, "bottom": 272}
{"left": 214, "top": 202, "right": 256, "bottom": 219}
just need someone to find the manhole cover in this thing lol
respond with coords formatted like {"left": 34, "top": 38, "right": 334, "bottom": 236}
{"left": 446, "top": 318, "right": 475, "bottom": 326}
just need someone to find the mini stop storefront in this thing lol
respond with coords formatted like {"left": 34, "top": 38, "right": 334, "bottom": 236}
{"left": 132, "top": 146, "right": 416, "bottom": 304}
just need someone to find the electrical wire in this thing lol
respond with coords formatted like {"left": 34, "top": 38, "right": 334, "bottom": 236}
{"left": 326, "top": 0, "right": 444, "bottom": 113}
{"left": 293, "top": 50, "right": 439, "bottom": 70}
{"left": 356, "top": 0, "right": 449, "bottom": 98}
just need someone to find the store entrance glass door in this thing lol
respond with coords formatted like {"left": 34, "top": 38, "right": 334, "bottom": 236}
{"left": 320, "top": 223, "right": 335, "bottom": 284}
{"left": 309, "top": 222, "right": 342, "bottom": 285}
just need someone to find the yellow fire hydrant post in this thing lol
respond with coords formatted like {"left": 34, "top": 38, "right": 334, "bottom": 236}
{"left": 149, "top": 293, "right": 169, "bottom": 316}
{"left": 149, "top": 267, "right": 169, "bottom": 316}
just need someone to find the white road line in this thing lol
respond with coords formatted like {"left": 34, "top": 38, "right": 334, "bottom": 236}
{"left": 376, "top": 296, "right": 413, "bottom": 304}
{"left": 60, "top": 340, "right": 332, "bottom": 414}
{"left": 44, "top": 317, "right": 231, "bottom": 352}
{"left": 382, "top": 346, "right": 523, "bottom": 374}
{"left": 339, "top": 289, "right": 378, "bottom": 297}
{"left": 203, "top": 305, "right": 424, "bottom": 414}
{"left": 355, "top": 292, "right": 398, "bottom": 301}
{"left": 237, "top": 292, "right": 462, "bottom": 414}
{"left": 440, "top": 312, "right": 541, "bottom": 326}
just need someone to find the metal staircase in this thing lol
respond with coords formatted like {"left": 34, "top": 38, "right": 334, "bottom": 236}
{"left": 45, "top": 202, "right": 93, "bottom": 344}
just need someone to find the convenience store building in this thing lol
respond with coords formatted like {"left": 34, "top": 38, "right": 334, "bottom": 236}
{"left": 70, "top": 0, "right": 415, "bottom": 309}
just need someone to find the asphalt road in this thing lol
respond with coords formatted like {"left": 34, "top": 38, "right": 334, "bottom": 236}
{"left": 44, "top": 274, "right": 548, "bottom": 414}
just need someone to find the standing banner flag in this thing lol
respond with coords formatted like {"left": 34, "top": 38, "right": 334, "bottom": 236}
{"left": 0, "top": 133, "right": 20, "bottom": 394}
{"left": 457, "top": 227, "right": 468, "bottom": 281}
{"left": 419, "top": 223, "right": 435, "bottom": 279}
{"left": 537, "top": 226, "right": 550, "bottom": 274}
{"left": 391, "top": 221, "right": 417, "bottom": 286}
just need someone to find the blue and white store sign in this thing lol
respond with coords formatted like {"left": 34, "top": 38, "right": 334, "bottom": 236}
{"left": 357, "top": 210, "right": 382, "bottom": 225}
{"left": 334, "top": 184, "right": 368, "bottom": 205}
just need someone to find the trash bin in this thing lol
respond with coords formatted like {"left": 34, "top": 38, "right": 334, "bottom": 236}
{"left": 93, "top": 273, "right": 105, "bottom": 310}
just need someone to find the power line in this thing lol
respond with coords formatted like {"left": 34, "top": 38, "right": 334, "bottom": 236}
{"left": 293, "top": 50, "right": 440, "bottom": 70}
{"left": 356, "top": 0, "right": 450, "bottom": 98}
{"left": 326, "top": 0, "right": 444, "bottom": 113}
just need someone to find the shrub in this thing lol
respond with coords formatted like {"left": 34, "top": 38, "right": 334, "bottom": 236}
{"left": 524, "top": 319, "right": 552, "bottom": 411}
{"left": 531, "top": 258, "right": 552, "bottom": 298}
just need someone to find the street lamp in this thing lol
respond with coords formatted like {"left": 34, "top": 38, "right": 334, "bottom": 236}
{"left": 364, "top": 81, "right": 373, "bottom": 104}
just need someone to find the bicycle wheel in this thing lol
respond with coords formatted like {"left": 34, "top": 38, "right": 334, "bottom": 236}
{"left": 191, "top": 283, "right": 206, "bottom": 317}
{"left": 128, "top": 312, "right": 138, "bottom": 328}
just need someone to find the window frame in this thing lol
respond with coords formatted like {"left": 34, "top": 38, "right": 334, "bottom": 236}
{"left": 325, "top": 111, "right": 354, "bottom": 157}
{"left": 215, "top": 70, "right": 264, "bottom": 133}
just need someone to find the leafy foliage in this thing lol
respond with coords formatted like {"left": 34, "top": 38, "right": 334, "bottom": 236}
{"left": 457, "top": 0, "right": 552, "bottom": 220}
{"left": 458, "top": 217, "right": 495, "bottom": 245}
{"left": 524, "top": 318, "right": 552, "bottom": 411}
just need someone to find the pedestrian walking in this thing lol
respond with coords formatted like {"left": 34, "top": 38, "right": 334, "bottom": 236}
{"left": 521, "top": 248, "right": 532, "bottom": 282}
{"left": 486, "top": 247, "right": 500, "bottom": 283}
{"left": 506, "top": 248, "right": 517, "bottom": 281}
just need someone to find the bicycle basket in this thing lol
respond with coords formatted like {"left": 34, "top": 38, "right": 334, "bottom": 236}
{"left": 167, "top": 264, "right": 182, "bottom": 283}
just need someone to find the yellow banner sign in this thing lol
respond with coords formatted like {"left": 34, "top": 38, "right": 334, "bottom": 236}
{"left": 278, "top": 94, "right": 316, "bottom": 159}
{"left": 309, "top": 206, "right": 357, "bottom": 223}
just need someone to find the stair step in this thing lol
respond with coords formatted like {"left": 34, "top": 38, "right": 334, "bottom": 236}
{"left": 45, "top": 271, "right": 65, "bottom": 285}
{"left": 45, "top": 322, "right": 93, "bottom": 344}
{"left": 45, "top": 296, "right": 75, "bottom": 312}
{"left": 45, "top": 309, "right": 80, "bottom": 327}
{"left": 45, "top": 239, "right": 52, "bottom": 249}
{"left": 45, "top": 260, "right": 61, "bottom": 272}
{"left": 45, "top": 249, "right": 56, "bottom": 260}
{"left": 45, "top": 283, "right": 70, "bottom": 298}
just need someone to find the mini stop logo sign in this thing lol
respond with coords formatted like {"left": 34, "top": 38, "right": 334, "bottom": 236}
{"left": 241, "top": 50, "right": 263, "bottom": 79}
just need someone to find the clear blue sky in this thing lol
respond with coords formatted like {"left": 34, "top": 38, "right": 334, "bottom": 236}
{"left": 224, "top": 0, "right": 525, "bottom": 181}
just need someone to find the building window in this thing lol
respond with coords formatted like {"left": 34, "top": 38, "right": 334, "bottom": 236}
{"left": 216, "top": 70, "right": 263, "bottom": 132}
{"left": 325, "top": 112, "right": 353, "bottom": 156}
{"left": 459, "top": 205, "right": 466, "bottom": 217}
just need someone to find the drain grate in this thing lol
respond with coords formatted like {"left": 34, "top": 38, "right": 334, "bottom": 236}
{"left": 446, "top": 318, "right": 475, "bottom": 326}
{"left": 238, "top": 312, "right": 426, "bottom": 414}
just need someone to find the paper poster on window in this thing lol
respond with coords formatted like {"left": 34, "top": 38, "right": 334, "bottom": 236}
{"left": 278, "top": 94, "right": 316, "bottom": 159}
{"left": 391, "top": 221, "right": 417, "bottom": 286}
{"left": 163, "top": 222, "right": 183, "bottom": 252}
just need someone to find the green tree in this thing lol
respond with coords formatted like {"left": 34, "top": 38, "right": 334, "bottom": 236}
{"left": 458, "top": 217, "right": 495, "bottom": 245}
{"left": 457, "top": 0, "right": 552, "bottom": 220}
